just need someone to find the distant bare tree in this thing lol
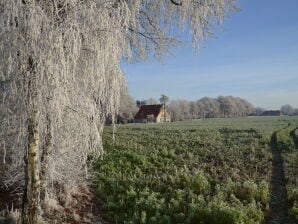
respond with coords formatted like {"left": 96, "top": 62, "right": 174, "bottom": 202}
{"left": 200, "top": 97, "right": 220, "bottom": 118}
{"left": 169, "top": 99, "right": 189, "bottom": 121}
{"left": 281, "top": 104, "right": 295, "bottom": 115}
{"left": 218, "top": 96, "right": 231, "bottom": 117}
{"left": 189, "top": 101, "right": 199, "bottom": 119}
{"left": 118, "top": 91, "right": 137, "bottom": 123}
{"left": 136, "top": 100, "right": 147, "bottom": 108}
{"left": 146, "top": 98, "right": 159, "bottom": 105}
{"left": 169, "top": 96, "right": 254, "bottom": 120}
{"left": 255, "top": 107, "right": 266, "bottom": 116}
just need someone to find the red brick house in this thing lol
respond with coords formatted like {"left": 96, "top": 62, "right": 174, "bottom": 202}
{"left": 134, "top": 104, "right": 171, "bottom": 123}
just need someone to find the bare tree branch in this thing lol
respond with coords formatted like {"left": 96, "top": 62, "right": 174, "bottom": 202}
{"left": 170, "top": 0, "right": 182, "bottom": 6}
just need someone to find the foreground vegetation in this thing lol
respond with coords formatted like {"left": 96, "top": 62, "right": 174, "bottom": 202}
{"left": 96, "top": 117, "right": 298, "bottom": 224}
{"left": 276, "top": 126, "right": 298, "bottom": 222}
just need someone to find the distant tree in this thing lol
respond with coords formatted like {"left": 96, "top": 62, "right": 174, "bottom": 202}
{"left": 217, "top": 96, "right": 230, "bottom": 117}
{"left": 136, "top": 100, "right": 147, "bottom": 108}
{"left": 146, "top": 98, "right": 159, "bottom": 105}
{"left": 180, "top": 100, "right": 191, "bottom": 119}
{"left": 169, "top": 100, "right": 181, "bottom": 121}
{"left": 169, "top": 96, "right": 254, "bottom": 120}
{"left": 189, "top": 101, "right": 199, "bottom": 119}
{"left": 199, "top": 97, "right": 220, "bottom": 118}
{"left": 159, "top": 94, "right": 169, "bottom": 105}
{"left": 169, "top": 99, "right": 191, "bottom": 121}
{"left": 118, "top": 92, "right": 137, "bottom": 123}
{"left": 281, "top": 104, "right": 295, "bottom": 115}
{"left": 225, "top": 96, "right": 253, "bottom": 117}
{"left": 255, "top": 107, "right": 266, "bottom": 116}
{"left": 238, "top": 98, "right": 254, "bottom": 116}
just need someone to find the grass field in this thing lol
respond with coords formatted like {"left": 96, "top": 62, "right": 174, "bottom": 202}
{"left": 96, "top": 116, "right": 298, "bottom": 224}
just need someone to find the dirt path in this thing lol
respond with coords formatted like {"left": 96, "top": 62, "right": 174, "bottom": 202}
{"left": 265, "top": 133, "right": 289, "bottom": 224}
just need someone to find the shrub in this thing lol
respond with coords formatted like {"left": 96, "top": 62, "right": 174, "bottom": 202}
{"left": 256, "top": 181, "right": 270, "bottom": 206}
{"left": 276, "top": 129, "right": 294, "bottom": 151}
{"left": 289, "top": 201, "right": 298, "bottom": 223}
{"left": 191, "top": 174, "right": 210, "bottom": 194}
{"left": 235, "top": 181, "right": 258, "bottom": 202}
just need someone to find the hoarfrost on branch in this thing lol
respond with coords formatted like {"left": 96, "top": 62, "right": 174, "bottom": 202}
{"left": 0, "top": 0, "right": 235, "bottom": 218}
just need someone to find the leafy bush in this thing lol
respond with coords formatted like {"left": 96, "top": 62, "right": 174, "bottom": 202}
{"left": 290, "top": 128, "right": 298, "bottom": 149}
{"left": 191, "top": 174, "right": 210, "bottom": 194}
{"left": 289, "top": 201, "right": 298, "bottom": 223}
{"left": 235, "top": 181, "right": 258, "bottom": 202}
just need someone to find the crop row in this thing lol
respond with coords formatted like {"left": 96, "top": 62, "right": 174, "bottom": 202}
{"left": 277, "top": 127, "right": 298, "bottom": 223}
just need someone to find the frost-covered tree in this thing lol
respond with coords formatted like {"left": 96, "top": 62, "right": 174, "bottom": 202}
{"left": 0, "top": 0, "right": 236, "bottom": 223}
{"left": 255, "top": 107, "right": 266, "bottom": 116}
{"left": 281, "top": 104, "right": 295, "bottom": 115}
{"left": 169, "top": 96, "right": 253, "bottom": 120}
{"left": 146, "top": 97, "right": 159, "bottom": 105}
{"left": 169, "top": 100, "right": 187, "bottom": 121}
{"left": 118, "top": 90, "right": 137, "bottom": 123}
{"left": 200, "top": 97, "right": 220, "bottom": 118}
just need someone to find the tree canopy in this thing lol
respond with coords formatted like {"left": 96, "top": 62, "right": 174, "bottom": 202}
{"left": 159, "top": 94, "right": 170, "bottom": 105}
{"left": 169, "top": 96, "right": 254, "bottom": 121}
{"left": 0, "top": 0, "right": 236, "bottom": 222}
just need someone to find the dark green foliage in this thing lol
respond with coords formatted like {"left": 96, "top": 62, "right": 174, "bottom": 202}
{"left": 276, "top": 129, "right": 294, "bottom": 151}
{"left": 290, "top": 128, "right": 298, "bottom": 148}
{"left": 284, "top": 151, "right": 298, "bottom": 223}
{"left": 275, "top": 125, "right": 298, "bottom": 223}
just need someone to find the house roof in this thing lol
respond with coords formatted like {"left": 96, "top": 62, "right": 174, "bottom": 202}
{"left": 261, "top": 110, "right": 282, "bottom": 116}
{"left": 134, "top": 104, "right": 163, "bottom": 119}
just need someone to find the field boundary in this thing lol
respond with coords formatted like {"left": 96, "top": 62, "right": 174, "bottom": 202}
{"left": 265, "top": 132, "right": 289, "bottom": 224}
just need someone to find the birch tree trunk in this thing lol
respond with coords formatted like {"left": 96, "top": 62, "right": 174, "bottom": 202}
{"left": 40, "top": 114, "right": 51, "bottom": 205}
{"left": 22, "top": 56, "right": 40, "bottom": 224}
{"left": 22, "top": 109, "right": 40, "bottom": 224}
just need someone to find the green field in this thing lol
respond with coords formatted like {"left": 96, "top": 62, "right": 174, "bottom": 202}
{"left": 95, "top": 116, "right": 298, "bottom": 224}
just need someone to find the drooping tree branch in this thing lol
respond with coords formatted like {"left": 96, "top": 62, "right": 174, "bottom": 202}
{"left": 0, "top": 0, "right": 236, "bottom": 222}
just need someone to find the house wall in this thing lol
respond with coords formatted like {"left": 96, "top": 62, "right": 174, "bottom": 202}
{"left": 157, "top": 110, "right": 171, "bottom": 122}
{"left": 134, "top": 105, "right": 171, "bottom": 123}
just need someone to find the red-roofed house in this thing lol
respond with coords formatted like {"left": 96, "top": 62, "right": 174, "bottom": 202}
{"left": 134, "top": 104, "right": 171, "bottom": 123}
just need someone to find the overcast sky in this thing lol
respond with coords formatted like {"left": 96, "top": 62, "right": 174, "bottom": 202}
{"left": 122, "top": 0, "right": 298, "bottom": 110}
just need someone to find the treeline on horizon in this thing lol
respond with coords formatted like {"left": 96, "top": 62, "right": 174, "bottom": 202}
{"left": 117, "top": 93, "right": 298, "bottom": 123}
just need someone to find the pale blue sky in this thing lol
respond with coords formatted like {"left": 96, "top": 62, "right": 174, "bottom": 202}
{"left": 122, "top": 0, "right": 298, "bottom": 109}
